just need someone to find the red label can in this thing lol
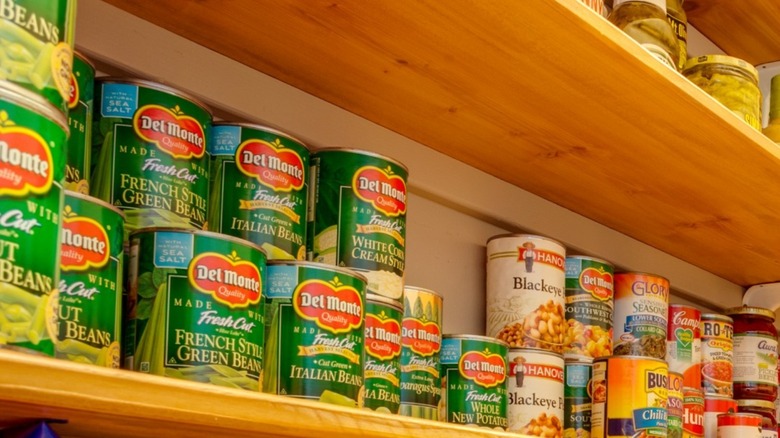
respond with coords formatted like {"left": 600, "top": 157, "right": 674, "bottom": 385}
{"left": 683, "top": 387, "right": 704, "bottom": 437}
{"left": 717, "top": 413, "right": 762, "bottom": 438}
{"left": 667, "top": 305, "right": 701, "bottom": 389}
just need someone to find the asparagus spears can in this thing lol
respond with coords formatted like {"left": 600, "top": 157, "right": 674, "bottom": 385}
{"left": 0, "top": 81, "right": 67, "bottom": 356}
{"left": 57, "top": 191, "right": 125, "bottom": 367}
{"left": 127, "top": 228, "right": 266, "bottom": 391}
{"left": 64, "top": 51, "right": 94, "bottom": 194}
{"left": 363, "top": 293, "right": 403, "bottom": 413}
{"left": 208, "top": 122, "right": 309, "bottom": 260}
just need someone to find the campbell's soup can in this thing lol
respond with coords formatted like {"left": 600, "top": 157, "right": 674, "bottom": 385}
{"left": 683, "top": 387, "right": 705, "bottom": 438}
{"left": 704, "top": 395, "right": 737, "bottom": 438}
{"left": 363, "top": 294, "right": 403, "bottom": 414}
{"left": 716, "top": 413, "right": 762, "bottom": 438}
{"left": 564, "top": 256, "right": 614, "bottom": 359}
{"left": 507, "top": 348, "right": 564, "bottom": 435}
{"left": 701, "top": 314, "right": 733, "bottom": 397}
{"left": 487, "top": 234, "right": 566, "bottom": 353}
{"left": 668, "top": 372, "right": 684, "bottom": 438}
{"left": 565, "top": 356, "right": 594, "bottom": 438}
{"left": 667, "top": 305, "right": 702, "bottom": 389}
{"left": 591, "top": 356, "right": 669, "bottom": 438}
{"left": 612, "top": 272, "right": 669, "bottom": 359}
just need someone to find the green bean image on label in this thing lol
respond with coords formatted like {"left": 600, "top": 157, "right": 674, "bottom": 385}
{"left": 64, "top": 52, "right": 94, "bottom": 194}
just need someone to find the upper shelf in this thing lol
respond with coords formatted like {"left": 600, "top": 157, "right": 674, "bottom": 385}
{"left": 101, "top": 0, "right": 780, "bottom": 287}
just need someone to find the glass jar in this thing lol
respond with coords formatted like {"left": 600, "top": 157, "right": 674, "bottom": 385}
{"left": 725, "top": 306, "right": 778, "bottom": 401}
{"left": 608, "top": 0, "right": 679, "bottom": 70}
{"left": 763, "top": 75, "right": 780, "bottom": 143}
{"left": 666, "top": 0, "right": 687, "bottom": 71}
{"left": 737, "top": 399, "right": 778, "bottom": 438}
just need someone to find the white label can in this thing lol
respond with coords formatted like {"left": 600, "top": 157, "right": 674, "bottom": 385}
{"left": 507, "top": 348, "right": 564, "bottom": 436}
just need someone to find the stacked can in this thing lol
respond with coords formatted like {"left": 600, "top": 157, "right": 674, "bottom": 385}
{"left": 668, "top": 372, "right": 684, "bottom": 438}
{"left": 700, "top": 314, "right": 734, "bottom": 398}
{"left": 667, "top": 305, "right": 702, "bottom": 389}
{"left": 613, "top": 272, "right": 670, "bottom": 359}
{"left": 565, "top": 357, "right": 594, "bottom": 437}
{"left": 683, "top": 387, "right": 705, "bottom": 437}
{"left": 703, "top": 396, "right": 737, "bottom": 438}
{"left": 363, "top": 294, "right": 403, "bottom": 414}
{"left": 65, "top": 52, "right": 95, "bottom": 194}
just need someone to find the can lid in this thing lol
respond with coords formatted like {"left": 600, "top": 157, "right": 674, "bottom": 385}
{"left": 724, "top": 305, "right": 775, "bottom": 320}
{"left": 0, "top": 80, "right": 69, "bottom": 133}
{"left": 64, "top": 190, "right": 127, "bottom": 220}
{"left": 130, "top": 227, "right": 267, "bottom": 255}
{"left": 700, "top": 313, "right": 734, "bottom": 324}
{"left": 312, "top": 147, "right": 409, "bottom": 173}
{"left": 211, "top": 121, "right": 309, "bottom": 150}
{"left": 266, "top": 260, "right": 369, "bottom": 284}
{"left": 737, "top": 399, "right": 776, "bottom": 410}
{"left": 366, "top": 293, "right": 403, "bottom": 312}
{"left": 443, "top": 334, "right": 510, "bottom": 348}
{"left": 565, "top": 255, "right": 614, "bottom": 268}
{"left": 403, "top": 285, "right": 444, "bottom": 299}
{"left": 96, "top": 77, "right": 214, "bottom": 118}
{"left": 73, "top": 50, "right": 97, "bottom": 71}
{"left": 486, "top": 233, "right": 565, "bottom": 250}
{"left": 683, "top": 55, "right": 759, "bottom": 83}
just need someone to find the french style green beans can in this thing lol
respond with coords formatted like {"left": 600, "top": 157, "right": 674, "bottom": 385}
{"left": 128, "top": 228, "right": 266, "bottom": 391}
{"left": 363, "top": 293, "right": 403, "bottom": 413}
{"left": 92, "top": 78, "right": 212, "bottom": 238}
{"left": 209, "top": 122, "right": 309, "bottom": 260}
{"left": 64, "top": 51, "right": 94, "bottom": 194}
{"left": 57, "top": 191, "right": 125, "bottom": 368}
{"left": 0, "top": 81, "right": 67, "bottom": 356}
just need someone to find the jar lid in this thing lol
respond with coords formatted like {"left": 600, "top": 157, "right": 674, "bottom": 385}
{"left": 614, "top": 0, "right": 666, "bottom": 12}
{"left": 723, "top": 305, "right": 775, "bottom": 320}
{"left": 701, "top": 313, "right": 734, "bottom": 324}
{"left": 683, "top": 55, "right": 759, "bottom": 83}
{"left": 737, "top": 399, "right": 776, "bottom": 410}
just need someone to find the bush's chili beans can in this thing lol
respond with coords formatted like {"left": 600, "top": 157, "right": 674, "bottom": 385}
{"left": 487, "top": 234, "right": 566, "bottom": 354}
{"left": 507, "top": 348, "right": 564, "bottom": 435}
{"left": 683, "top": 387, "right": 705, "bottom": 438}
{"left": 65, "top": 51, "right": 94, "bottom": 194}
{"left": 612, "top": 272, "right": 669, "bottom": 359}
{"left": 565, "top": 356, "right": 594, "bottom": 438}
{"left": 704, "top": 395, "right": 737, "bottom": 438}
{"left": 700, "top": 314, "right": 733, "bottom": 398}
{"left": 440, "top": 335, "right": 508, "bottom": 430}
{"left": 667, "top": 305, "right": 702, "bottom": 389}
{"left": 668, "top": 372, "right": 684, "bottom": 438}
{"left": 717, "top": 413, "right": 762, "bottom": 438}
{"left": 363, "top": 293, "right": 403, "bottom": 414}
{"left": 564, "top": 256, "right": 614, "bottom": 358}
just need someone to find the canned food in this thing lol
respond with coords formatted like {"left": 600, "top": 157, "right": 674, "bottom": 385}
{"left": 308, "top": 148, "right": 407, "bottom": 303}
{"left": 704, "top": 395, "right": 737, "bottom": 438}
{"left": 683, "top": 387, "right": 704, "bottom": 438}
{"left": 57, "top": 192, "right": 125, "bottom": 368}
{"left": 667, "top": 305, "right": 702, "bottom": 389}
{"left": 716, "top": 413, "right": 762, "bottom": 438}
{"left": 668, "top": 372, "right": 684, "bottom": 438}
{"left": 441, "top": 335, "right": 508, "bottom": 430}
{"left": 64, "top": 52, "right": 94, "bottom": 194}
{"left": 737, "top": 400, "right": 778, "bottom": 438}
{"left": 612, "top": 272, "right": 669, "bottom": 359}
{"left": 565, "top": 356, "right": 594, "bottom": 438}
{"left": 127, "top": 228, "right": 266, "bottom": 391}
{"left": 507, "top": 348, "right": 564, "bottom": 436}
{"left": 264, "top": 261, "right": 366, "bottom": 406}
{"left": 208, "top": 122, "right": 309, "bottom": 261}
{"left": 725, "top": 306, "right": 778, "bottom": 402}
{"left": 701, "top": 314, "right": 733, "bottom": 397}
{"left": 363, "top": 293, "right": 403, "bottom": 413}
{"left": 487, "top": 234, "right": 566, "bottom": 353}
{"left": 564, "top": 256, "right": 614, "bottom": 358}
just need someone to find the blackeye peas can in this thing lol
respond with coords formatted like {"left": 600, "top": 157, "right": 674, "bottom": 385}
{"left": 613, "top": 272, "right": 669, "bottom": 359}
{"left": 308, "top": 148, "right": 407, "bottom": 304}
{"left": 399, "top": 285, "right": 443, "bottom": 420}
{"left": 209, "top": 122, "right": 309, "bottom": 261}
{"left": 92, "top": 78, "right": 212, "bottom": 238}
{"left": 364, "top": 293, "right": 403, "bottom": 413}
{"left": 440, "top": 334, "right": 509, "bottom": 430}
{"left": 0, "top": 81, "right": 67, "bottom": 356}
{"left": 127, "top": 228, "right": 266, "bottom": 391}
{"left": 264, "top": 261, "right": 366, "bottom": 407}
{"left": 65, "top": 51, "right": 94, "bottom": 194}
{"left": 57, "top": 191, "right": 124, "bottom": 368}
{"left": 564, "top": 255, "right": 614, "bottom": 358}
{"left": 508, "top": 348, "right": 564, "bottom": 436}
{"left": 565, "top": 356, "right": 594, "bottom": 438}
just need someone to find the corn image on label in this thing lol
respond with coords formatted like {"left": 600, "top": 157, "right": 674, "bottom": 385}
{"left": 363, "top": 296, "right": 402, "bottom": 413}
{"left": 64, "top": 53, "right": 93, "bottom": 194}
{"left": 564, "top": 256, "right": 614, "bottom": 358}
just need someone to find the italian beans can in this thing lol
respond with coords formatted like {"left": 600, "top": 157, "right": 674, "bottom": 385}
{"left": 701, "top": 314, "right": 733, "bottom": 397}
{"left": 57, "top": 191, "right": 125, "bottom": 368}
{"left": 441, "top": 335, "right": 509, "bottom": 430}
{"left": 704, "top": 395, "right": 737, "bottom": 438}
{"left": 507, "top": 348, "right": 564, "bottom": 436}
{"left": 127, "top": 228, "right": 266, "bottom": 391}
{"left": 613, "top": 272, "right": 669, "bottom": 359}
{"left": 486, "top": 234, "right": 566, "bottom": 353}
{"left": 0, "top": 81, "right": 67, "bottom": 356}
{"left": 92, "top": 78, "right": 212, "bottom": 238}
{"left": 399, "top": 285, "right": 443, "bottom": 420}
{"left": 65, "top": 51, "right": 94, "bottom": 194}
{"left": 564, "top": 255, "right": 614, "bottom": 358}
{"left": 716, "top": 413, "right": 762, "bottom": 438}
{"left": 668, "top": 372, "right": 684, "bottom": 438}
{"left": 667, "top": 305, "right": 702, "bottom": 389}
{"left": 565, "top": 356, "right": 593, "bottom": 438}
{"left": 308, "top": 148, "right": 407, "bottom": 304}
{"left": 263, "top": 261, "right": 366, "bottom": 407}
{"left": 208, "top": 122, "right": 309, "bottom": 261}
{"left": 363, "top": 293, "right": 402, "bottom": 413}
{"left": 591, "top": 356, "right": 669, "bottom": 438}
{"left": 684, "top": 387, "right": 705, "bottom": 438}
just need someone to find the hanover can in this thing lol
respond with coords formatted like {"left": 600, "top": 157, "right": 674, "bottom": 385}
{"left": 65, "top": 51, "right": 94, "bottom": 194}
{"left": 613, "top": 272, "right": 669, "bottom": 359}
{"left": 565, "top": 356, "right": 594, "bottom": 438}
{"left": 363, "top": 293, "right": 403, "bottom": 413}
{"left": 700, "top": 314, "right": 733, "bottom": 397}
{"left": 508, "top": 348, "right": 564, "bottom": 436}
{"left": 564, "top": 255, "right": 614, "bottom": 358}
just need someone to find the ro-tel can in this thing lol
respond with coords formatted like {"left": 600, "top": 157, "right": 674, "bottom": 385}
{"left": 716, "top": 413, "right": 762, "bottom": 438}
{"left": 565, "top": 356, "right": 594, "bottom": 438}
{"left": 308, "top": 148, "right": 407, "bottom": 304}
{"left": 564, "top": 256, "right": 614, "bottom": 358}
{"left": 591, "top": 356, "right": 669, "bottom": 438}
{"left": 683, "top": 387, "right": 705, "bottom": 438}
{"left": 92, "top": 78, "right": 212, "bottom": 238}
{"left": 263, "top": 261, "right": 366, "bottom": 407}
{"left": 612, "top": 272, "right": 669, "bottom": 359}
{"left": 667, "top": 305, "right": 702, "bottom": 389}
{"left": 363, "top": 293, "right": 403, "bottom": 413}
{"left": 65, "top": 51, "right": 94, "bottom": 194}
{"left": 725, "top": 306, "right": 778, "bottom": 402}
{"left": 0, "top": 0, "right": 77, "bottom": 114}
{"left": 399, "top": 285, "right": 443, "bottom": 420}
{"left": 56, "top": 192, "right": 125, "bottom": 368}
{"left": 507, "top": 348, "right": 564, "bottom": 436}
{"left": 704, "top": 396, "right": 737, "bottom": 438}
{"left": 440, "top": 335, "right": 508, "bottom": 430}
{"left": 668, "top": 372, "right": 684, "bottom": 438}
{"left": 208, "top": 122, "right": 309, "bottom": 261}
{"left": 127, "top": 228, "right": 265, "bottom": 391}
{"left": 486, "top": 234, "right": 566, "bottom": 353}
{"left": 0, "top": 81, "right": 67, "bottom": 356}
{"left": 701, "top": 314, "right": 733, "bottom": 397}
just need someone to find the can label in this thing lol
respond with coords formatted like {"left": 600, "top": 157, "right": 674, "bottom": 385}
{"left": 613, "top": 273, "right": 669, "bottom": 359}
{"left": 57, "top": 194, "right": 123, "bottom": 368}
{"left": 667, "top": 14, "right": 688, "bottom": 71}
{"left": 564, "top": 256, "right": 614, "bottom": 358}
{"left": 363, "top": 297, "right": 402, "bottom": 413}
{"left": 487, "top": 235, "right": 566, "bottom": 353}
{"left": 508, "top": 349, "right": 564, "bottom": 436}
{"left": 564, "top": 358, "right": 593, "bottom": 438}
{"left": 668, "top": 372, "right": 684, "bottom": 438}
{"left": 701, "top": 317, "right": 733, "bottom": 397}
{"left": 704, "top": 396, "right": 737, "bottom": 438}
{"left": 209, "top": 124, "right": 308, "bottom": 261}
{"left": 667, "top": 305, "right": 702, "bottom": 389}
{"left": 65, "top": 53, "right": 93, "bottom": 193}
{"left": 717, "top": 414, "right": 762, "bottom": 438}
{"left": 733, "top": 333, "right": 778, "bottom": 387}
{"left": 683, "top": 388, "right": 704, "bottom": 437}
{"left": 308, "top": 150, "right": 407, "bottom": 303}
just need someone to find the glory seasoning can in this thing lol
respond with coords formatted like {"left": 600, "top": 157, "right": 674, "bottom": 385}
{"left": 363, "top": 293, "right": 403, "bottom": 413}
{"left": 64, "top": 51, "right": 94, "bottom": 194}
{"left": 264, "top": 261, "right": 366, "bottom": 407}
{"left": 704, "top": 396, "right": 737, "bottom": 438}
{"left": 487, "top": 234, "right": 566, "bottom": 353}
{"left": 399, "top": 285, "right": 443, "bottom": 420}
{"left": 564, "top": 256, "right": 614, "bottom": 358}
{"left": 565, "top": 356, "right": 594, "bottom": 438}
{"left": 725, "top": 306, "right": 778, "bottom": 402}
{"left": 440, "top": 335, "right": 508, "bottom": 430}
{"left": 612, "top": 272, "right": 669, "bottom": 359}
{"left": 127, "top": 228, "right": 266, "bottom": 391}
{"left": 716, "top": 413, "right": 763, "bottom": 438}
{"left": 701, "top": 314, "right": 733, "bottom": 397}
{"left": 667, "top": 305, "right": 702, "bottom": 389}
{"left": 208, "top": 123, "right": 309, "bottom": 261}
{"left": 0, "top": 81, "right": 67, "bottom": 356}
{"left": 507, "top": 348, "right": 564, "bottom": 436}
{"left": 92, "top": 78, "right": 212, "bottom": 238}
{"left": 308, "top": 148, "right": 407, "bottom": 304}
{"left": 668, "top": 372, "right": 684, "bottom": 438}
{"left": 683, "top": 388, "right": 705, "bottom": 438}
{"left": 57, "top": 192, "right": 124, "bottom": 368}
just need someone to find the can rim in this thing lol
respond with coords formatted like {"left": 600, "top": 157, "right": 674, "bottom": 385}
{"left": 736, "top": 399, "right": 775, "bottom": 409}
{"left": 563, "top": 353, "right": 594, "bottom": 364}
{"left": 443, "top": 334, "right": 509, "bottom": 348}
{"left": 211, "top": 121, "right": 309, "bottom": 149}
{"left": 312, "top": 147, "right": 409, "bottom": 173}
{"left": 700, "top": 313, "right": 734, "bottom": 323}
{"left": 64, "top": 191, "right": 127, "bottom": 219}
{"left": 683, "top": 55, "right": 759, "bottom": 82}
{"left": 403, "top": 285, "right": 444, "bottom": 299}
{"left": 723, "top": 305, "right": 775, "bottom": 319}
{"left": 593, "top": 355, "right": 668, "bottom": 365}
{"left": 614, "top": 271, "right": 670, "bottom": 284}
{"left": 266, "top": 260, "right": 368, "bottom": 283}
{"left": 509, "top": 347, "right": 564, "bottom": 359}
{"left": 367, "top": 293, "right": 404, "bottom": 312}
{"left": 96, "top": 77, "right": 214, "bottom": 118}
{"left": 0, "top": 80, "right": 69, "bottom": 133}
{"left": 129, "top": 226, "right": 267, "bottom": 255}
{"left": 486, "top": 233, "right": 565, "bottom": 249}
{"left": 566, "top": 255, "right": 614, "bottom": 267}
{"left": 73, "top": 50, "right": 97, "bottom": 71}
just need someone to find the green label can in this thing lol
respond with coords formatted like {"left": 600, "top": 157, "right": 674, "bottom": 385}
{"left": 564, "top": 256, "right": 614, "bottom": 358}
{"left": 308, "top": 148, "right": 407, "bottom": 304}
{"left": 364, "top": 293, "right": 402, "bottom": 413}
{"left": 565, "top": 355, "right": 594, "bottom": 438}
{"left": 128, "top": 228, "right": 266, "bottom": 391}
{"left": 0, "top": 0, "right": 77, "bottom": 114}
{"left": 209, "top": 122, "right": 309, "bottom": 261}
{"left": 92, "top": 78, "right": 212, "bottom": 238}
{"left": 264, "top": 261, "right": 366, "bottom": 407}
{"left": 399, "top": 285, "right": 443, "bottom": 420}
{"left": 57, "top": 191, "right": 124, "bottom": 367}
{"left": 441, "top": 335, "right": 509, "bottom": 430}
{"left": 65, "top": 51, "right": 94, "bottom": 194}
{"left": 0, "top": 81, "right": 67, "bottom": 356}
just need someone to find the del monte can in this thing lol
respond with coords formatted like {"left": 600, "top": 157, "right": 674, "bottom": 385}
{"left": 363, "top": 293, "right": 403, "bottom": 413}
{"left": 65, "top": 51, "right": 95, "bottom": 194}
